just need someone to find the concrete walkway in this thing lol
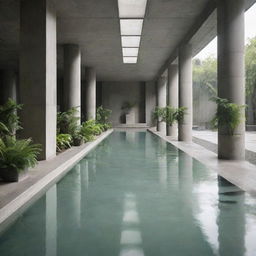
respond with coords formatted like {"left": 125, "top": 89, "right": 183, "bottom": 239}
{"left": 149, "top": 128, "right": 256, "bottom": 197}
{"left": 193, "top": 130, "right": 256, "bottom": 166}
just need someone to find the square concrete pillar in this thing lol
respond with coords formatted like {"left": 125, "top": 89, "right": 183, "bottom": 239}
{"left": 19, "top": 0, "right": 57, "bottom": 160}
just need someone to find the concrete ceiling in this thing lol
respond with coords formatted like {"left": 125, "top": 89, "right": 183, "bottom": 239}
{"left": 0, "top": 0, "right": 255, "bottom": 82}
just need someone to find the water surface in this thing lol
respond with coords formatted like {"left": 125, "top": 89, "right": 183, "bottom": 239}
{"left": 0, "top": 131, "right": 256, "bottom": 256}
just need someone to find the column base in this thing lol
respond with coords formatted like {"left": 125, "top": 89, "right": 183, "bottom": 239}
{"left": 157, "top": 121, "right": 166, "bottom": 135}
{"left": 218, "top": 134, "right": 245, "bottom": 160}
{"left": 167, "top": 124, "right": 178, "bottom": 138}
{"left": 178, "top": 124, "right": 192, "bottom": 142}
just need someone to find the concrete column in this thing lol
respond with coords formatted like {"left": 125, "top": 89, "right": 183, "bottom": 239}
{"left": 157, "top": 76, "right": 167, "bottom": 134}
{"left": 145, "top": 81, "right": 157, "bottom": 127}
{"left": 167, "top": 64, "right": 178, "bottom": 137}
{"left": 63, "top": 44, "right": 81, "bottom": 122}
{"left": 82, "top": 67, "right": 96, "bottom": 121}
{"left": 178, "top": 44, "right": 192, "bottom": 142}
{"left": 19, "top": 0, "right": 56, "bottom": 160}
{"left": 217, "top": 0, "right": 245, "bottom": 160}
{"left": 0, "top": 70, "right": 17, "bottom": 104}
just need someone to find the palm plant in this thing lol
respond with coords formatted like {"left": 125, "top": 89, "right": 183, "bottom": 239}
{"left": 152, "top": 107, "right": 166, "bottom": 122}
{"left": 176, "top": 107, "right": 187, "bottom": 123}
{"left": 163, "top": 106, "right": 178, "bottom": 126}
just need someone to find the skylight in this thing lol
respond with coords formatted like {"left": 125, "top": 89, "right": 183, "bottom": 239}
{"left": 118, "top": 0, "right": 148, "bottom": 64}
{"left": 123, "top": 57, "right": 138, "bottom": 64}
{"left": 120, "top": 19, "right": 143, "bottom": 35}
{"left": 122, "top": 48, "right": 139, "bottom": 56}
{"left": 121, "top": 36, "right": 141, "bottom": 48}
{"left": 118, "top": 0, "right": 147, "bottom": 18}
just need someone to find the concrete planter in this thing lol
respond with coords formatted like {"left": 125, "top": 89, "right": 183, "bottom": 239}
{"left": 0, "top": 167, "right": 19, "bottom": 182}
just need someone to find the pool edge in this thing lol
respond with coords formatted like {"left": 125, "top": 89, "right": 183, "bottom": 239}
{"left": 147, "top": 128, "right": 256, "bottom": 197}
{"left": 0, "top": 129, "right": 113, "bottom": 235}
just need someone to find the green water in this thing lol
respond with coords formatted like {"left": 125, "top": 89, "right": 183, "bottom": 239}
{"left": 0, "top": 131, "right": 256, "bottom": 256}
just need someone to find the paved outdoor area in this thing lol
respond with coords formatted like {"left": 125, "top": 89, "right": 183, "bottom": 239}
{"left": 193, "top": 130, "right": 256, "bottom": 153}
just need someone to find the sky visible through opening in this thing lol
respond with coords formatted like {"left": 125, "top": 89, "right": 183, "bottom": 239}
{"left": 194, "top": 3, "right": 256, "bottom": 60}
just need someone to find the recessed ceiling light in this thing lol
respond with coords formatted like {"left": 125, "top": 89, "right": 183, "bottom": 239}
{"left": 123, "top": 57, "right": 138, "bottom": 63}
{"left": 121, "top": 36, "right": 141, "bottom": 47}
{"left": 118, "top": 0, "right": 147, "bottom": 18}
{"left": 122, "top": 47, "right": 139, "bottom": 56}
{"left": 120, "top": 19, "right": 143, "bottom": 35}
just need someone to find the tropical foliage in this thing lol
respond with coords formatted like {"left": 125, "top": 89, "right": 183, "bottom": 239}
{"left": 0, "top": 99, "right": 23, "bottom": 137}
{"left": 211, "top": 97, "right": 245, "bottom": 135}
{"left": 56, "top": 134, "right": 72, "bottom": 152}
{"left": 0, "top": 136, "right": 41, "bottom": 171}
{"left": 152, "top": 107, "right": 166, "bottom": 122}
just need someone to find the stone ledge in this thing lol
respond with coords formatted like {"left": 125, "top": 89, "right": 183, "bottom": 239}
{"left": 0, "top": 129, "right": 113, "bottom": 234}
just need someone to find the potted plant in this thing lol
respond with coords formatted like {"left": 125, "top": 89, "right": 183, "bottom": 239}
{"left": 163, "top": 106, "right": 178, "bottom": 127}
{"left": 0, "top": 136, "right": 41, "bottom": 182}
{"left": 211, "top": 97, "right": 245, "bottom": 135}
{"left": 152, "top": 107, "right": 166, "bottom": 123}
{"left": 121, "top": 101, "right": 136, "bottom": 114}
{"left": 176, "top": 107, "right": 187, "bottom": 123}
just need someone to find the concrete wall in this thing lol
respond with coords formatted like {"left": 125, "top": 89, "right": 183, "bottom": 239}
{"left": 101, "top": 81, "right": 145, "bottom": 126}
{"left": 145, "top": 81, "right": 156, "bottom": 127}
{"left": 193, "top": 83, "right": 216, "bottom": 128}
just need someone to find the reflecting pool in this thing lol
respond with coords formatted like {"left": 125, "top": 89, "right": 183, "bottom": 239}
{"left": 0, "top": 131, "right": 256, "bottom": 256}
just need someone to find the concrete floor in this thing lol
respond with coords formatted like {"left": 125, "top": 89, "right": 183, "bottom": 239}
{"left": 192, "top": 130, "right": 256, "bottom": 165}
{"left": 193, "top": 130, "right": 256, "bottom": 153}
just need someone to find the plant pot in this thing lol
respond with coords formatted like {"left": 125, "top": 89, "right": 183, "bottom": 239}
{"left": 73, "top": 137, "right": 84, "bottom": 146}
{"left": 0, "top": 167, "right": 19, "bottom": 182}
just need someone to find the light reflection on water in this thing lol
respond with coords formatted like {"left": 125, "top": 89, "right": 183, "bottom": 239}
{"left": 0, "top": 131, "right": 256, "bottom": 256}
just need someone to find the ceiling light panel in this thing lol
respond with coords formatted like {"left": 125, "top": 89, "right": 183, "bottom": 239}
{"left": 118, "top": 0, "right": 147, "bottom": 18}
{"left": 122, "top": 48, "right": 139, "bottom": 56}
{"left": 120, "top": 19, "right": 143, "bottom": 35}
{"left": 123, "top": 57, "right": 138, "bottom": 63}
{"left": 121, "top": 36, "right": 141, "bottom": 47}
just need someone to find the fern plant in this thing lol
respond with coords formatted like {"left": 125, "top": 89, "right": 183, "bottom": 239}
{"left": 0, "top": 136, "right": 41, "bottom": 171}
{"left": 57, "top": 107, "right": 80, "bottom": 136}
{"left": 211, "top": 97, "right": 245, "bottom": 135}
{"left": 56, "top": 134, "right": 72, "bottom": 152}
{"left": 0, "top": 99, "right": 23, "bottom": 137}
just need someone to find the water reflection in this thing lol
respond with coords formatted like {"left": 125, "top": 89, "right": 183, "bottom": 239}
{"left": 1, "top": 132, "right": 256, "bottom": 256}
{"left": 218, "top": 176, "right": 246, "bottom": 256}
{"left": 46, "top": 185, "right": 57, "bottom": 256}
{"left": 119, "top": 193, "right": 144, "bottom": 256}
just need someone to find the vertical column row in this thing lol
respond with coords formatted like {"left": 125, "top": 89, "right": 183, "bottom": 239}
{"left": 18, "top": 0, "right": 97, "bottom": 160}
